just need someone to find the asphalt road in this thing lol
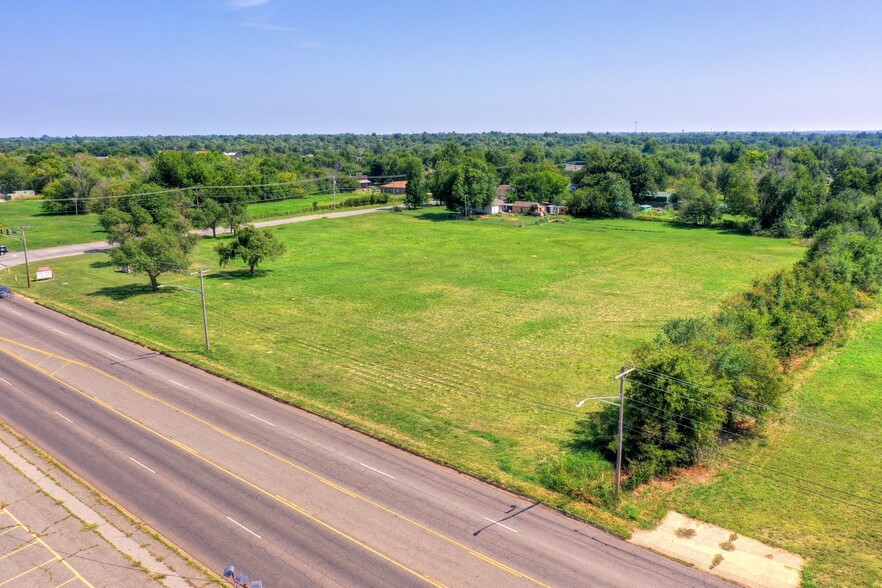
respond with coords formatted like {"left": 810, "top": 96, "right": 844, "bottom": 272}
{"left": 0, "top": 298, "right": 733, "bottom": 587}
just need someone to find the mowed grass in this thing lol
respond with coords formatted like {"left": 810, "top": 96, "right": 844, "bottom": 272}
{"left": 0, "top": 194, "right": 394, "bottom": 253}
{"left": 17, "top": 211, "right": 803, "bottom": 529}
{"left": 629, "top": 312, "right": 882, "bottom": 587}
{"left": 0, "top": 198, "right": 105, "bottom": 250}
{"left": 246, "top": 191, "right": 398, "bottom": 219}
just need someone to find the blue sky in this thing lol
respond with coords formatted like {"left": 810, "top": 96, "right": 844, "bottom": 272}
{"left": 2, "top": 0, "right": 880, "bottom": 136}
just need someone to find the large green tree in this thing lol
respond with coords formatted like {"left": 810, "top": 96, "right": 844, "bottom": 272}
{"left": 109, "top": 224, "right": 196, "bottom": 291}
{"left": 430, "top": 157, "right": 498, "bottom": 216}
{"left": 511, "top": 168, "right": 568, "bottom": 203}
{"left": 216, "top": 225, "right": 286, "bottom": 275}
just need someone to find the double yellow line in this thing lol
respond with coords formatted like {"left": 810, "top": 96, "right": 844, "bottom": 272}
{"left": 0, "top": 337, "right": 549, "bottom": 587}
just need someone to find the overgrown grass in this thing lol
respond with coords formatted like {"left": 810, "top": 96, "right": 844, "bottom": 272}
{"left": 14, "top": 211, "right": 803, "bottom": 532}
{"left": 627, "top": 310, "right": 882, "bottom": 587}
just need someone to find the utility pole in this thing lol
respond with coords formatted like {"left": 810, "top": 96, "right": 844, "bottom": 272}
{"left": 198, "top": 269, "right": 210, "bottom": 351}
{"left": 19, "top": 226, "right": 31, "bottom": 288}
{"left": 332, "top": 162, "right": 342, "bottom": 210}
{"left": 613, "top": 366, "right": 636, "bottom": 499}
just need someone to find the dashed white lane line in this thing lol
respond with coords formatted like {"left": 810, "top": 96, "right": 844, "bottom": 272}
{"left": 7, "top": 309, "right": 23, "bottom": 316}
{"left": 129, "top": 457, "right": 157, "bottom": 474}
{"left": 359, "top": 463, "right": 397, "bottom": 480}
{"left": 52, "top": 328, "right": 67, "bottom": 335}
{"left": 107, "top": 352, "right": 125, "bottom": 361}
{"left": 0, "top": 377, "right": 11, "bottom": 386}
{"left": 482, "top": 517, "right": 519, "bottom": 533}
{"left": 248, "top": 413, "right": 277, "bottom": 427}
{"left": 53, "top": 411, "right": 74, "bottom": 424}
{"left": 226, "top": 516, "right": 262, "bottom": 539}
{"left": 168, "top": 379, "right": 189, "bottom": 389}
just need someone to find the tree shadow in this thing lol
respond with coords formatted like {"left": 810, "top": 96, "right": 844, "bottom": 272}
{"left": 87, "top": 283, "right": 167, "bottom": 301}
{"left": 413, "top": 211, "right": 467, "bottom": 222}
{"left": 206, "top": 268, "right": 272, "bottom": 280}
{"left": 568, "top": 404, "right": 618, "bottom": 458}
{"left": 89, "top": 259, "right": 117, "bottom": 269}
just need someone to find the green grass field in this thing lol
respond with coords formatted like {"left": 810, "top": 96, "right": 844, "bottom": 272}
{"left": 246, "top": 191, "right": 399, "bottom": 219}
{"left": 12, "top": 211, "right": 804, "bottom": 529}
{"left": 0, "top": 194, "right": 394, "bottom": 253}
{"left": 0, "top": 198, "right": 105, "bottom": 250}
{"left": 627, "top": 311, "right": 882, "bottom": 587}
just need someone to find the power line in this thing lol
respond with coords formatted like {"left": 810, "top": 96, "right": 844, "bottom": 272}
{"left": 634, "top": 368, "right": 882, "bottom": 441}
{"left": 627, "top": 379, "right": 882, "bottom": 460}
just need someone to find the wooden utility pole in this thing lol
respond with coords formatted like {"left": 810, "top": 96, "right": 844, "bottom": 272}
{"left": 613, "top": 366, "right": 636, "bottom": 499}
{"left": 19, "top": 226, "right": 31, "bottom": 288}
{"left": 198, "top": 269, "right": 210, "bottom": 351}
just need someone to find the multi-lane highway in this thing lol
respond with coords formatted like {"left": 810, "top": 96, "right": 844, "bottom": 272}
{"left": 0, "top": 297, "right": 731, "bottom": 586}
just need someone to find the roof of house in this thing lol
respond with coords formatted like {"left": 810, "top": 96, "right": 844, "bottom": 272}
{"left": 381, "top": 180, "right": 408, "bottom": 189}
{"left": 564, "top": 164, "right": 585, "bottom": 172}
{"left": 491, "top": 198, "right": 505, "bottom": 206}
{"left": 496, "top": 184, "right": 513, "bottom": 197}
{"left": 511, "top": 201, "right": 541, "bottom": 208}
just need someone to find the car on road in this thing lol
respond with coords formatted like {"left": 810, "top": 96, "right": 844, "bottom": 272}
{"left": 0, "top": 285, "right": 13, "bottom": 299}
{"left": 0, "top": 245, "right": 7, "bottom": 255}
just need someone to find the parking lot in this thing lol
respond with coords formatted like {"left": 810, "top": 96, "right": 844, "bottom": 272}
{"left": 0, "top": 507, "right": 93, "bottom": 587}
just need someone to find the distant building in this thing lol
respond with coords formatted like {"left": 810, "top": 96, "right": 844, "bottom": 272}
{"left": 640, "top": 191, "right": 677, "bottom": 209}
{"left": 496, "top": 184, "right": 513, "bottom": 199}
{"left": 511, "top": 201, "right": 543, "bottom": 215}
{"left": 222, "top": 151, "right": 240, "bottom": 158}
{"left": 564, "top": 164, "right": 585, "bottom": 173}
{"left": 380, "top": 180, "right": 408, "bottom": 195}
{"left": 9, "top": 190, "right": 35, "bottom": 199}
{"left": 545, "top": 204, "right": 568, "bottom": 215}
{"left": 484, "top": 198, "right": 506, "bottom": 215}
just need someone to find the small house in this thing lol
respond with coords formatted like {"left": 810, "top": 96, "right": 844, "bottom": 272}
{"left": 380, "top": 180, "right": 408, "bottom": 195}
{"left": 511, "top": 201, "right": 544, "bottom": 215}
{"left": 484, "top": 198, "right": 506, "bottom": 215}
{"left": 545, "top": 204, "right": 568, "bottom": 215}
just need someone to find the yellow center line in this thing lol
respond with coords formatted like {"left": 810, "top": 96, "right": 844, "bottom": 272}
{"left": 0, "top": 337, "right": 550, "bottom": 587}
{"left": 54, "top": 577, "right": 79, "bottom": 587}
{"left": 0, "top": 343, "right": 443, "bottom": 588}
{"left": 1, "top": 508, "right": 95, "bottom": 588}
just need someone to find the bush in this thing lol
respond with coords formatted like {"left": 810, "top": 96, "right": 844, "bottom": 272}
{"left": 538, "top": 451, "right": 615, "bottom": 504}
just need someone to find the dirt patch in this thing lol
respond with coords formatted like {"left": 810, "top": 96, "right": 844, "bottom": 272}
{"left": 631, "top": 511, "right": 804, "bottom": 588}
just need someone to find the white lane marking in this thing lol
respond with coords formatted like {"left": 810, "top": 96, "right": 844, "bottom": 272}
{"left": 483, "top": 517, "right": 519, "bottom": 533}
{"left": 107, "top": 352, "right": 125, "bottom": 361}
{"left": 359, "top": 463, "right": 397, "bottom": 480}
{"left": 226, "top": 516, "right": 262, "bottom": 539}
{"left": 248, "top": 413, "right": 277, "bottom": 427}
{"left": 53, "top": 411, "right": 74, "bottom": 424}
{"left": 52, "top": 328, "right": 67, "bottom": 335}
{"left": 129, "top": 457, "right": 157, "bottom": 474}
{"left": 0, "top": 377, "right": 11, "bottom": 386}
{"left": 8, "top": 309, "right": 23, "bottom": 316}
{"left": 168, "top": 379, "right": 190, "bottom": 389}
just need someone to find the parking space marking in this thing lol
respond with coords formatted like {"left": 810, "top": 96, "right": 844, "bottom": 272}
{"left": 0, "top": 556, "right": 59, "bottom": 587}
{"left": 0, "top": 538, "right": 36, "bottom": 560}
{"left": 0, "top": 508, "right": 95, "bottom": 588}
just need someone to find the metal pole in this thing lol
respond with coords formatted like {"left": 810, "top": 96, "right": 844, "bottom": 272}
{"left": 199, "top": 269, "right": 210, "bottom": 351}
{"left": 332, "top": 175, "right": 337, "bottom": 209}
{"left": 613, "top": 366, "right": 636, "bottom": 499}
{"left": 20, "top": 227, "right": 30, "bottom": 289}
